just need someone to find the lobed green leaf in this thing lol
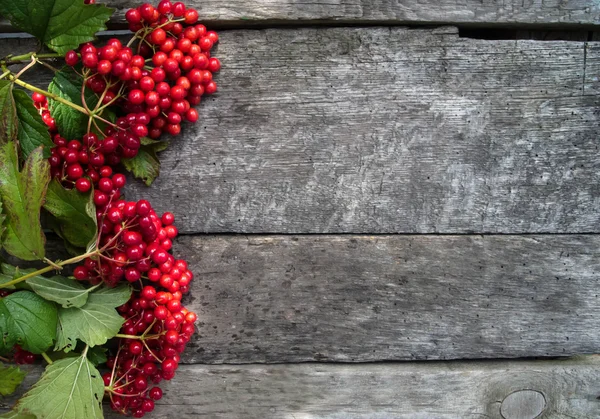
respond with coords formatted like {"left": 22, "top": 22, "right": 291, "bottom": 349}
{"left": 0, "top": 142, "right": 50, "bottom": 261}
{"left": 0, "top": 0, "right": 113, "bottom": 55}
{"left": 122, "top": 138, "right": 169, "bottom": 186}
{"left": 26, "top": 275, "right": 97, "bottom": 309}
{"left": 43, "top": 179, "right": 97, "bottom": 250}
{"left": 13, "top": 89, "right": 54, "bottom": 159}
{"left": 55, "top": 285, "right": 131, "bottom": 352}
{"left": 15, "top": 354, "right": 104, "bottom": 419}
{"left": 47, "top": 70, "right": 98, "bottom": 141}
{"left": 0, "top": 291, "right": 57, "bottom": 354}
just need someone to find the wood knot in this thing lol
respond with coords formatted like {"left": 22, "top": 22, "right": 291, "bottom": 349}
{"left": 500, "top": 390, "right": 546, "bottom": 419}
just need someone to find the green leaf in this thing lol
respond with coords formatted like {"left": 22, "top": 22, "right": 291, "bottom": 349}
{"left": 55, "top": 285, "right": 131, "bottom": 352}
{"left": 15, "top": 354, "right": 104, "bottom": 419}
{"left": 43, "top": 180, "right": 97, "bottom": 250}
{"left": 0, "top": 264, "right": 33, "bottom": 291}
{"left": 0, "top": 80, "right": 17, "bottom": 145}
{"left": 0, "top": 411, "right": 36, "bottom": 419}
{"left": 26, "top": 276, "right": 97, "bottom": 309}
{"left": 0, "top": 142, "right": 50, "bottom": 261}
{"left": 122, "top": 138, "right": 169, "bottom": 186}
{"left": 0, "top": 291, "right": 57, "bottom": 354}
{"left": 47, "top": 70, "right": 98, "bottom": 141}
{"left": 13, "top": 90, "right": 53, "bottom": 159}
{"left": 0, "top": 0, "right": 113, "bottom": 55}
{"left": 86, "top": 347, "right": 107, "bottom": 366}
{"left": 0, "top": 363, "right": 26, "bottom": 396}
{"left": 0, "top": 199, "right": 6, "bottom": 251}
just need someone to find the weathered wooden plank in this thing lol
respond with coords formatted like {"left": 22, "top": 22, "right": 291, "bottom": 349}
{"left": 1, "top": 30, "right": 600, "bottom": 234}
{"left": 171, "top": 235, "right": 600, "bottom": 363}
{"left": 120, "top": 28, "right": 600, "bottom": 234}
{"left": 5, "top": 358, "right": 600, "bottom": 418}
{"left": 96, "top": 0, "right": 600, "bottom": 27}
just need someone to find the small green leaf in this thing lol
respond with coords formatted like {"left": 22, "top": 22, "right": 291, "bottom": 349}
{"left": 15, "top": 354, "right": 104, "bottom": 419}
{"left": 0, "top": 0, "right": 113, "bottom": 55}
{"left": 43, "top": 180, "right": 97, "bottom": 250}
{"left": 13, "top": 90, "right": 53, "bottom": 159}
{"left": 0, "top": 291, "right": 57, "bottom": 354}
{"left": 47, "top": 70, "right": 98, "bottom": 140}
{"left": 55, "top": 285, "right": 131, "bottom": 352}
{"left": 0, "top": 142, "right": 50, "bottom": 261}
{"left": 0, "top": 362, "right": 26, "bottom": 396}
{"left": 0, "top": 80, "right": 17, "bottom": 145}
{"left": 122, "top": 139, "right": 169, "bottom": 186}
{"left": 26, "top": 276, "right": 97, "bottom": 309}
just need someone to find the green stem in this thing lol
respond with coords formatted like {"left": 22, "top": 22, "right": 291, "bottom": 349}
{"left": 10, "top": 76, "right": 88, "bottom": 114}
{"left": 41, "top": 352, "right": 53, "bottom": 365}
{"left": 1, "top": 52, "right": 62, "bottom": 65}
{"left": 115, "top": 333, "right": 163, "bottom": 340}
{"left": 0, "top": 250, "right": 98, "bottom": 290}
{"left": 0, "top": 70, "right": 10, "bottom": 80}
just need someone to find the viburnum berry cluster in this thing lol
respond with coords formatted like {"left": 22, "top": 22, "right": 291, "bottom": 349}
{"left": 0, "top": 1, "right": 218, "bottom": 418}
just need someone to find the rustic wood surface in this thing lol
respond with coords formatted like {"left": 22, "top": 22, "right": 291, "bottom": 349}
{"left": 120, "top": 27, "right": 599, "bottom": 234}
{"left": 3, "top": 30, "right": 600, "bottom": 234}
{"left": 96, "top": 0, "right": 600, "bottom": 27}
{"left": 4, "top": 357, "right": 600, "bottom": 418}
{"left": 161, "top": 234, "right": 600, "bottom": 363}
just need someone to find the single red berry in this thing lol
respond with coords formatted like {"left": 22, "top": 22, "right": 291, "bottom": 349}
{"left": 65, "top": 50, "right": 79, "bottom": 66}
{"left": 125, "top": 8, "right": 142, "bottom": 23}
{"left": 185, "top": 108, "right": 199, "bottom": 122}
{"left": 184, "top": 9, "right": 199, "bottom": 24}
{"left": 148, "top": 387, "right": 163, "bottom": 401}
{"left": 161, "top": 212, "right": 175, "bottom": 225}
{"left": 67, "top": 164, "right": 84, "bottom": 180}
{"left": 208, "top": 57, "right": 221, "bottom": 72}
{"left": 128, "top": 89, "right": 145, "bottom": 105}
{"left": 73, "top": 266, "right": 89, "bottom": 280}
{"left": 75, "top": 178, "right": 92, "bottom": 193}
{"left": 149, "top": 28, "right": 167, "bottom": 45}
{"left": 157, "top": 0, "right": 172, "bottom": 14}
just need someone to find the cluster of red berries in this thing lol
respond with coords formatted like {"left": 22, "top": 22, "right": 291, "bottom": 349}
{"left": 26, "top": 2, "right": 216, "bottom": 416}
{"left": 65, "top": 0, "right": 220, "bottom": 139}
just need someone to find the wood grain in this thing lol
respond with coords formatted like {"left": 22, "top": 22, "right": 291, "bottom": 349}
{"left": 120, "top": 27, "right": 600, "bottom": 234}
{"left": 6, "top": 358, "right": 600, "bottom": 418}
{"left": 167, "top": 234, "right": 600, "bottom": 363}
{"left": 96, "top": 0, "right": 600, "bottom": 27}
{"left": 2, "top": 30, "right": 600, "bottom": 234}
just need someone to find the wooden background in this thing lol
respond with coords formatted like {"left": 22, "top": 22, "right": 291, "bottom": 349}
{"left": 2, "top": 0, "right": 600, "bottom": 417}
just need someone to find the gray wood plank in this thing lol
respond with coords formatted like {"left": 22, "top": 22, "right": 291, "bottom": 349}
{"left": 172, "top": 235, "right": 600, "bottom": 363}
{"left": 1, "top": 30, "right": 600, "bottom": 234}
{"left": 96, "top": 0, "right": 600, "bottom": 27}
{"left": 5, "top": 358, "right": 600, "bottom": 418}
{"left": 121, "top": 28, "right": 600, "bottom": 234}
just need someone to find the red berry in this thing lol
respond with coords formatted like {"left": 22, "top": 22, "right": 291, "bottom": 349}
{"left": 75, "top": 178, "right": 92, "bottom": 193}
{"left": 67, "top": 164, "right": 84, "bottom": 180}
{"left": 128, "top": 89, "right": 145, "bottom": 105}
{"left": 65, "top": 50, "right": 79, "bottom": 66}
{"left": 125, "top": 8, "right": 142, "bottom": 23}
{"left": 73, "top": 266, "right": 89, "bottom": 280}
{"left": 185, "top": 108, "right": 199, "bottom": 122}
{"left": 184, "top": 9, "right": 199, "bottom": 24}
{"left": 208, "top": 57, "right": 221, "bottom": 72}
{"left": 150, "top": 28, "right": 167, "bottom": 45}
